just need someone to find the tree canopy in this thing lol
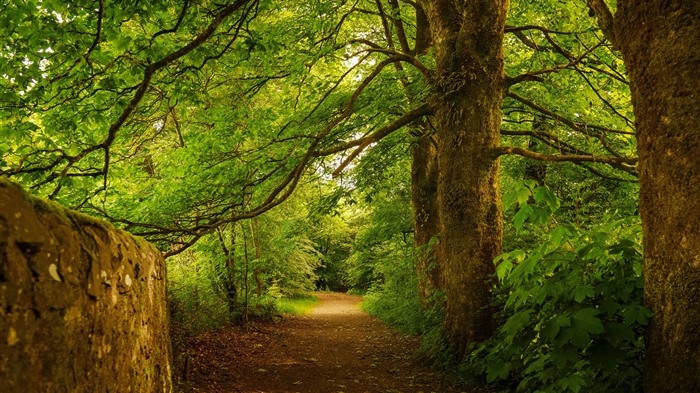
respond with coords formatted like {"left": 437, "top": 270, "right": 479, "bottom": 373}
{"left": 3, "top": 0, "right": 699, "bottom": 392}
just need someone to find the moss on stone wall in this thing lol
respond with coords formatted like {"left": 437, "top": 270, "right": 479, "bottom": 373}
{"left": 0, "top": 179, "right": 173, "bottom": 392}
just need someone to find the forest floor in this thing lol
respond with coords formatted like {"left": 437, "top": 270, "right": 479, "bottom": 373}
{"left": 175, "top": 292, "right": 466, "bottom": 393}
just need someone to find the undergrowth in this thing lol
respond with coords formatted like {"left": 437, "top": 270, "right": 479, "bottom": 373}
{"left": 360, "top": 183, "right": 650, "bottom": 393}
{"left": 360, "top": 251, "right": 433, "bottom": 336}
{"left": 277, "top": 295, "right": 319, "bottom": 315}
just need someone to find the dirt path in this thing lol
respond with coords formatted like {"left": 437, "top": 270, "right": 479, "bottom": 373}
{"left": 178, "top": 292, "right": 464, "bottom": 393}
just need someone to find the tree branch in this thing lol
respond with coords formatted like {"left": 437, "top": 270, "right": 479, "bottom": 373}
{"left": 15, "top": 0, "right": 256, "bottom": 193}
{"left": 587, "top": 0, "right": 617, "bottom": 48}
{"left": 349, "top": 40, "right": 432, "bottom": 80}
{"left": 315, "top": 102, "right": 434, "bottom": 157}
{"left": 506, "top": 39, "right": 604, "bottom": 87}
{"left": 507, "top": 92, "right": 634, "bottom": 135}
{"left": 497, "top": 146, "right": 637, "bottom": 167}
{"left": 150, "top": 0, "right": 190, "bottom": 42}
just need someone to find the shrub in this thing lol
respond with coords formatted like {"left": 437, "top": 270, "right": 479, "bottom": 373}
{"left": 464, "top": 184, "right": 650, "bottom": 393}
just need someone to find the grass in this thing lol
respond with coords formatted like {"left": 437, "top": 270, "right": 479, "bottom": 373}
{"left": 276, "top": 295, "right": 319, "bottom": 315}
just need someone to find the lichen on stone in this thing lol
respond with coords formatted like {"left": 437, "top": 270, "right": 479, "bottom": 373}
{"left": 7, "top": 327, "right": 19, "bottom": 346}
{"left": 48, "top": 264, "right": 62, "bottom": 282}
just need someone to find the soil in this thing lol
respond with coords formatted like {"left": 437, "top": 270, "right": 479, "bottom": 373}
{"left": 175, "top": 292, "right": 465, "bottom": 393}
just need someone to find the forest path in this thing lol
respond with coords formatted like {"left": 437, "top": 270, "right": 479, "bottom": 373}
{"left": 179, "top": 292, "right": 464, "bottom": 393}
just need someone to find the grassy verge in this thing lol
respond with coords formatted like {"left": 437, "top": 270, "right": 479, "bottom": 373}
{"left": 276, "top": 295, "right": 319, "bottom": 315}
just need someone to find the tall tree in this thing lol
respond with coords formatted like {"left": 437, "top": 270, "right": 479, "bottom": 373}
{"left": 588, "top": 1, "right": 700, "bottom": 391}
{"left": 411, "top": 130, "right": 441, "bottom": 303}
{"left": 343, "top": 1, "right": 637, "bottom": 357}
{"left": 418, "top": 0, "right": 509, "bottom": 355}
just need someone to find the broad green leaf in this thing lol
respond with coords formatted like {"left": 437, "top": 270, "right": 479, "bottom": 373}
{"left": 573, "top": 308, "right": 605, "bottom": 335}
{"left": 551, "top": 343, "right": 579, "bottom": 365}
{"left": 495, "top": 258, "right": 513, "bottom": 281}
{"left": 503, "top": 309, "right": 533, "bottom": 335}
{"left": 560, "top": 374, "right": 587, "bottom": 393}
{"left": 589, "top": 340, "right": 625, "bottom": 370}
{"left": 513, "top": 204, "right": 532, "bottom": 232}
{"left": 550, "top": 225, "right": 574, "bottom": 246}
{"left": 486, "top": 359, "right": 512, "bottom": 382}
{"left": 572, "top": 285, "right": 595, "bottom": 303}
{"left": 533, "top": 185, "right": 560, "bottom": 211}
{"left": 541, "top": 317, "right": 561, "bottom": 339}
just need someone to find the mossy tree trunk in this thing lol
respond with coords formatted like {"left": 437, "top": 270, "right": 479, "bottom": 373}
{"left": 419, "top": 0, "right": 508, "bottom": 356}
{"left": 216, "top": 226, "right": 240, "bottom": 320}
{"left": 411, "top": 131, "right": 441, "bottom": 304}
{"left": 603, "top": 1, "right": 700, "bottom": 390}
{"left": 410, "top": 2, "right": 442, "bottom": 306}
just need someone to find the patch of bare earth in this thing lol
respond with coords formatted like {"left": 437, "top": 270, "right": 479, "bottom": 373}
{"left": 176, "top": 292, "right": 465, "bottom": 393}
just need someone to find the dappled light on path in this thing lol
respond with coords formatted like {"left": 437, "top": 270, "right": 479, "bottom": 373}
{"left": 179, "top": 292, "right": 463, "bottom": 393}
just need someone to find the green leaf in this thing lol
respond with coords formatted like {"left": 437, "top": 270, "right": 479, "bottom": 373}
{"left": 557, "top": 314, "right": 573, "bottom": 328}
{"left": 569, "top": 326, "right": 591, "bottom": 348}
{"left": 115, "top": 35, "right": 132, "bottom": 51}
{"left": 503, "top": 309, "right": 533, "bottom": 335}
{"left": 573, "top": 308, "right": 605, "bottom": 335}
{"left": 560, "top": 374, "right": 587, "bottom": 393}
{"left": 502, "top": 189, "right": 518, "bottom": 209}
{"left": 542, "top": 318, "right": 561, "bottom": 339}
{"left": 504, "top": 184, "right": 531, "bottom": 209}
{"left": 572, "top": 285, "right": 595, "bottom": 303}
{"left": 605, "top": 322, "right": 635, "bottom": 343}
{"left": 550, "top": 225, "right": 574, "bottom": 246}
{"left": 589, "top": 340, "right": 625, "bottom": 370}
{"left": 486, "top": 359, "right": 512, "bottom": 382}
{"left": 551, "top": 343, "right": 579, "bottom": 365}
{"left": 529, "top": 206, "right": 550, "bottom": 225}
{"left": 513, "top": 204, "right": 532, "bottom": 232}
{"left": 495, "top": 258, "right": 513, "bottom": 281}
{"left": 622, "top": 305, "right": 654, "bottom": 326}
{"left": 533, "top": 185, "right": 560, "bottom": 211}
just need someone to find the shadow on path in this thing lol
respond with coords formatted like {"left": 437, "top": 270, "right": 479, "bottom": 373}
{"left": 179, "top": 292, "right": 463, "bottom": 393}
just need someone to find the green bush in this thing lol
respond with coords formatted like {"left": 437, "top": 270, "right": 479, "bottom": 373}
{"left": 168, "top": 253, "right": 232, "bottom": 333}
{"left": 277, "top": 294, "right": 319, "bottom": 315}
{"left": 360, "top": 246, "right": 426, "bottom": 335}
{"left": 464, "top": 184, "right": 650, "bottom": 393}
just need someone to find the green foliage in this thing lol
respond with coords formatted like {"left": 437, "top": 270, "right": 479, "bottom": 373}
{"left": 464, "top": 189, "right": 649, "bottom": 393}
{"left": 361, "top": 250, "right": 427, "bottom": 336}
{"left": 167, "top": 187, "right": 324, "bottom": 333}
{"left": 168, "top": 251, "right": 231, "bottom": 333}
{"left": 2, "top": 4, "right": 651, "bottom": 392}
{"left": 277, "top": 295, "right": 319, "bottom": 315}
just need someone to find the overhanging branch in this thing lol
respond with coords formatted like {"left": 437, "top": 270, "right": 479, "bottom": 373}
{"left": 587, "top": 0, "right": 617, "bottom": 48}
{"left": 497, "top": 145, "right": 637, "bottom": 168}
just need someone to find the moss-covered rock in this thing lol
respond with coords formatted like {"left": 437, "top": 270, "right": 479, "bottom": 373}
{"left": 0, "top": 179, "right": 172, "bottom": 392}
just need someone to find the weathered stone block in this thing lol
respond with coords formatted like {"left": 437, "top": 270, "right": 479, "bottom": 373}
{"left": 0, "top": 179, "right": 172, "bottom": 392}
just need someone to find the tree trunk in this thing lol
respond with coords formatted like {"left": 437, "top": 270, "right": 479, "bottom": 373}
{"left": 614, "top": 2, "right": 700, "bottom": 391}
{"left": 411, "top": 131, "right": 441, "bottom": 303}
{"left": 250, "top": 218, "right": 264, "bottom": 297}
{"left": 241, "top": 221, "right": 251, "bottom": 324}
{"left": 420, "top": 0, "right": 508, "bottom": 356}
{"left": 216, "top": 226, "right": 239, "bottom": 319}
{"left": 523, "top": 117, "right": 548, "bottom": 187}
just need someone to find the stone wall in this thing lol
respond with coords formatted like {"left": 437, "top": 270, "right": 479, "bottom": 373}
{"left": 0, "top": 180, "right": 172, "bottom": 392}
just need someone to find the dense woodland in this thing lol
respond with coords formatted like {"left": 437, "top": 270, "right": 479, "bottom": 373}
{"left": 1, "top": 0, "right": 698, "bottom": 392}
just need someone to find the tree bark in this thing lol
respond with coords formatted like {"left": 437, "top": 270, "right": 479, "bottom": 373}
{"left": 411, "top": 131, "right": 441, "bottom": 303}
{"left": 419, "top": 0, "right": 508, "bottom": 356}
{"left": 250, "top": 218, "right": 264, "bottom": 296}
{"left": 216, "top": 225, "right": 239, "bottom": 319}
{"left": 613, "top": 1, "right": 700, "bottom": 391}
